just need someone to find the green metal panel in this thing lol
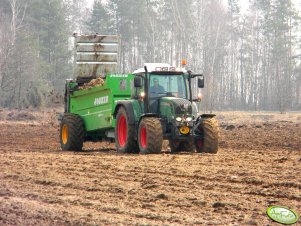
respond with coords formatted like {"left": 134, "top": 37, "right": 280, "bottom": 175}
{"left": 70, "top": 74, "right": 136, "bottom": 132}
{"left": 132, "top": 99, "right": 143, "bottom": 120}
{"left": 159, "top": 98, "right": 174, "bottom": 122}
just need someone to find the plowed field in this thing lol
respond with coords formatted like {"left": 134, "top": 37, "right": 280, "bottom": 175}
{"left": 0, "top": 110, "right": 300, "bottom": 225}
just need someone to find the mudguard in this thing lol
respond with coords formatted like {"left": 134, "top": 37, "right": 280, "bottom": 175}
{"left": 113, "top": 101, "right": 136, "bottom": 125}
{"left": 200, "top": 114, "right": 216, "bottom": 119}
{"left": 194, "top": 114, "right": 216, "bottom": 130}
{"left": 138, "top": 113, "right": 159, "bottom": 125}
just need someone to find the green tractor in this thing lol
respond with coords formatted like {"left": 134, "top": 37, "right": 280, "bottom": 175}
{"left": 59, "top": 35, "right": 219, "bottom": 154}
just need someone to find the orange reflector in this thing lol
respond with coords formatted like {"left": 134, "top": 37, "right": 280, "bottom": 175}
{"left": 181, "top": 59, "right": 187, "bottom": 66}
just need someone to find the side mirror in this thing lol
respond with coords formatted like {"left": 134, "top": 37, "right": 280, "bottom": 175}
{"left": 198, "top": 76, "right": 204, "bottom": 88}
{"left": 134, "top": 76, "right": 142, "bottom": 88}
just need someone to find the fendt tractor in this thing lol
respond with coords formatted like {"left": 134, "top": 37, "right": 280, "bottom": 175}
{"left": 59, "top": 34, "right": 219, "bottom": 154}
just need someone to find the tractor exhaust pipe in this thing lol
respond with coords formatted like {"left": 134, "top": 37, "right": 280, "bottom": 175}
{"left": 144, "top": 66, "right": 150, "bottom": 113}
{"left": 188, "top": 70, "right": 193, "bottom": 103}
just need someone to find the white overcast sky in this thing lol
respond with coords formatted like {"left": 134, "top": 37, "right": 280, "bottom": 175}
{"left": 85, "top": 0, "right": 301, "bottom": 15}
{"left": 85, "top": 0, "right": 249, "bottom": 10}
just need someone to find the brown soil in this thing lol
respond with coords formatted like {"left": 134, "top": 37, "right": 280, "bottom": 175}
{"left": 0, "top": 110, "right": 300, "bottom": 225}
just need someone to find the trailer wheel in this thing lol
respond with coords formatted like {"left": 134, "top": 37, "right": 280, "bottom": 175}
{"left": 115, "top": 107, "right": 139, "bottom": 153}
{"left": 169, "top": 140, "right": 195, "bottom": 153}
{"left": 60, "top": 113, "right": 85, "bottom": 151}
{"left": 194, "top": 118, "right": 219, "bottom": 153}
{"left": 138, "top": 117, "right": 163, "bottom": 154}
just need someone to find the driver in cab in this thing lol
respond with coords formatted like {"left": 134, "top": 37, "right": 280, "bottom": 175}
{"left": 150, "top": 78, "right": 165, "bottom": 97}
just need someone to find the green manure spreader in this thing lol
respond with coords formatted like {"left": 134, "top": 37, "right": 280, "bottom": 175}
{"left": 60, "top": 34, "right": 219, "bottom": 154}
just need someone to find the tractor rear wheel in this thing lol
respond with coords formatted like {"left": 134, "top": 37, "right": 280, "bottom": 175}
{"left": 169, "top": 140, "right": 195, "bottom": 153}
{"left": 194, "top": 118, "right": 219, "bottom": 153}
{"left": 115, "top": 107, "right": 139, "bottom": 153}
{"left": 60, "top": 113, "right": 85, "bottom": 151}
{"left": 138, "top": 117, "right": 163, "bottom": 154}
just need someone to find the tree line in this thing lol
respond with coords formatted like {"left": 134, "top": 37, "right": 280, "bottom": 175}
{"left": 0, "top": 0, "right": 300, "bottom": 112}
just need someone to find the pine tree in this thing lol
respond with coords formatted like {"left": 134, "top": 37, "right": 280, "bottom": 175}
{"left": 26, "top": 0, "right": 72, "bottom": 90}
{"left": 86, "top": 0, "right": 110, "bottom": 34}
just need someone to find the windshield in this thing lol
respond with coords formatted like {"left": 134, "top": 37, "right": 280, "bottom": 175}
{"left": 149, "top": 74, "right": 188, "bottom": 99}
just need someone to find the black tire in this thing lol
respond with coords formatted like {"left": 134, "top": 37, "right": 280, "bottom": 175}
{"left": 194, "top": 118, "right": 219, "bottom": 153}
{"left": 115, "top": 107, "right": 139, "bottom": 153}
{"left": 169, "top": 140, "right": 195, "bottom": 153}
{"left": 138, "top": 117, "right": 163, "bottom": 154}
{"left": 60, "top": 113, "right": 85, "bottom": 151}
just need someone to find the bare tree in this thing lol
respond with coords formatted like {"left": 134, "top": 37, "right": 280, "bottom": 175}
{"left": 0, "top": 10, "right": 12, "bottom": 89}
{"left": 9, "top": 0, "right": 27, "bottom": 45}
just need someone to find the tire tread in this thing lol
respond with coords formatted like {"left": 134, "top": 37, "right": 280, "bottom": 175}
{"left": 139, "top": 117, "right": 163, "bottom": 154}
{"left": 60, "top": 113, "right": 85, "bottom": 151}
{"left": 196, "top": 118, "right": 219, "bottom": 153}
{"left": 115, "top": 107, "right": 139, "bottom": 153}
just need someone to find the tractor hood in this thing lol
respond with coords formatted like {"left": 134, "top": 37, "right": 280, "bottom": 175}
{"left": 160, "top": 97, "right": 192, "bottom": 116}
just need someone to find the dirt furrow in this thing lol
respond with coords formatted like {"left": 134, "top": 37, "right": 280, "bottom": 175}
{"left": 0, "top": 111, "right": 300, "bottom": 225}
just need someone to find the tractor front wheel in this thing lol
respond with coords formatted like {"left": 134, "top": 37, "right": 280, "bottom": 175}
{"left": 115, "top": 107, "right": 139, "bottom": 153}
{"left": 60, "top": 113, "right": 85, "bottom": 151}
{"left": 194, "top": 118, "right": 219, "bottom": 153}
{"left": 138, "top": 117, "right": 163, "bottom": 154}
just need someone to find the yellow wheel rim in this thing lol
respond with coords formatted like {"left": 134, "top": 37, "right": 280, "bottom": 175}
{"left": 62, "top": 124, "right": 68, "bottom": 144}
{"left": 180, "top": 126, "right": 190, "bottom": 135}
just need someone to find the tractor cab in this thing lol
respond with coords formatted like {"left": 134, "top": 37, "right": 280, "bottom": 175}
{"left": 133, "top": 63, "right": 204, "bottom": 115}
{"left": 128, "top": 63, "right": 219, "bottom": 154}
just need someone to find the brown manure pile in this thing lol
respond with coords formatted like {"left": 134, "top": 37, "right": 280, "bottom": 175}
{"left": 78, "top": 77, "right": 105, "bottom": 90}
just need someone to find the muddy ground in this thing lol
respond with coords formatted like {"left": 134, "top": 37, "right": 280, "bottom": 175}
{"left": 0, "top": 109, "right": 300, "bottom": 225}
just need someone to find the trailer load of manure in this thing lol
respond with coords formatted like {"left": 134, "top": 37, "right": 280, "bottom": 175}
{"left": 78, "top": 77, "right": 105, "bottom": 90}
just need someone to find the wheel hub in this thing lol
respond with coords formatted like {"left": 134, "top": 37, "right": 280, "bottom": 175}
{"left": 118, "top": 115, "right": 127, "bottom": 147}
{"left": 62, "top": 124, "right": 68, "bottom": 145}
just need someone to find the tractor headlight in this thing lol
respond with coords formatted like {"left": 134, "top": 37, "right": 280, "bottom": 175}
{"left": 176, "top": 117, "right": 182, "bottom": 122}
{"left": 186, "top": 117, "right": 193, "bottom": 122}
{"left": 140, "top": 92, "right": 145, "bottom": 99}
{"left": 197, "top": 93, "right": 203, "bottom": 102}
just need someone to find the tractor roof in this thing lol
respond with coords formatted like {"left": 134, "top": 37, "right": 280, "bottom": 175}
{"left": 133, "top": 63, "right": 187, "bottom": 74}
